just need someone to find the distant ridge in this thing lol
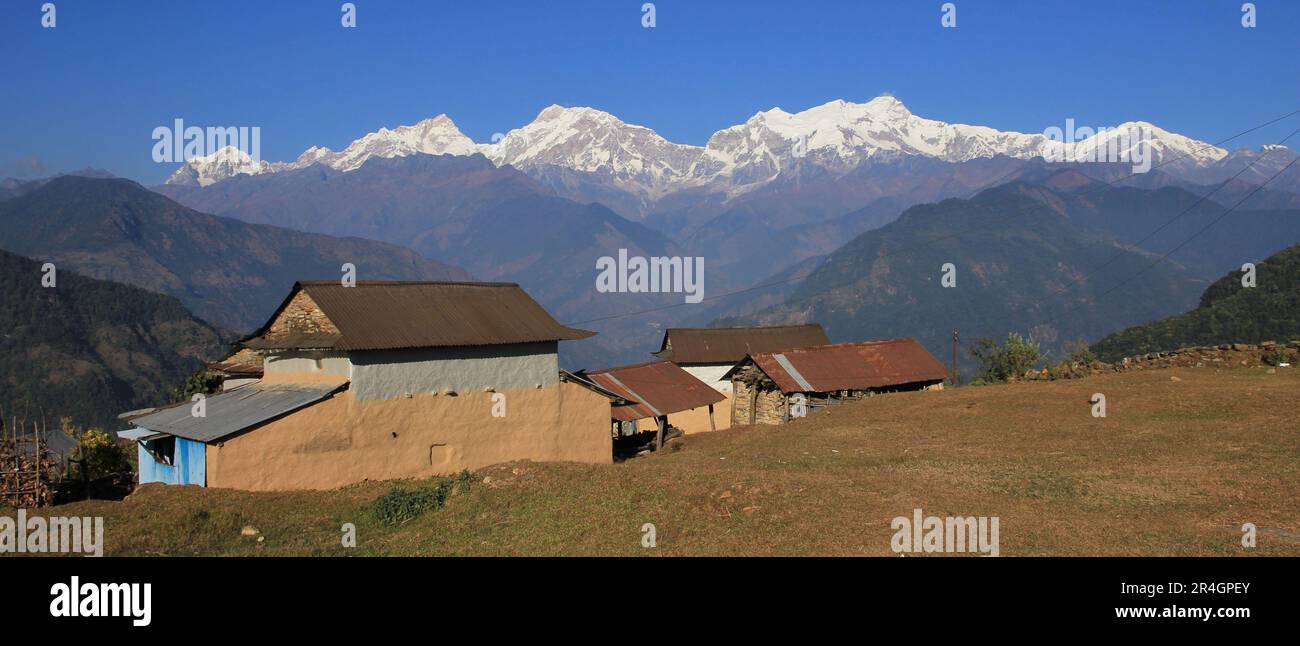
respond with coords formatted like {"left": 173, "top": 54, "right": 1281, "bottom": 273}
{"left": 1092, "top": 243, "right": 1300, "bottom": 361}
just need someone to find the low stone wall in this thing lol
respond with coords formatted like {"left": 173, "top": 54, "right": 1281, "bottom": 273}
{"left": 1023, "top": 340, "right": 1300, "bottom": 381}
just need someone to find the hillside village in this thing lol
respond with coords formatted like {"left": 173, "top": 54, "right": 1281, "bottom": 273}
{"left": 96, "top": 267, "right": 1300, "bottom": 496}
{"left": 113, "top": 280, "right": 955, "bottom": 491}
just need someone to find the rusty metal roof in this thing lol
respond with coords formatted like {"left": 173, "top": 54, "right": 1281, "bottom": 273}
{"left": 244, "top": 331, "right": 342, "bottom": 351}
{"left": 207, "top": 348, "right": 265, "bottom": 375}
{"left": 726, "top": 339, "right": 948, "bottom": 394}
{"left": 559, "top": 370, "right": 632, "bottom": 405}
{"left": 652, "top": 324, "right": 829, "bottom": 364}
{"left": 245, "top": 281, "right": 595, "bottom": 351}
{"left": 584, "top": 361, "right": 725, "bottom": 422}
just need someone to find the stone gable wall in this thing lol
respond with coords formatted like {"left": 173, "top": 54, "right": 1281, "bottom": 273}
{"left": 265, "top": 290, "right": 340, "bottom": 339}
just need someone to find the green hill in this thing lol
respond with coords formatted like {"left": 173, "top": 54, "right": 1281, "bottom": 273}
{"left": 0, "top": 248, "right": 226, "bottom": 430}
{"left": 0, "top": 176, "right": 469, "bottom": 332}
{"left": 1091, "top": 244, "right": 1300, "bottom": 361}
{"left": 720, "top": 182, "right": 1206, "bottom": 362}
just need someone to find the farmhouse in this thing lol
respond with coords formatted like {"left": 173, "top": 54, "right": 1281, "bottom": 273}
{"left": 651, "top": 324, "right": 829, "bottom": 431}
{"left": 582, "top": 361, "right": 725, "bottom": 445}
{"left": 119, "top": 281, "right": 612, "bottom": 491}
{"left": 723, "top": 338, "right": 948, "bottom": 426}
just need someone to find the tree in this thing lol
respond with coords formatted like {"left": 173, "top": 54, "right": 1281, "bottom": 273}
{"left": 970, "top": 333, "right": 1042, "bottom": 382}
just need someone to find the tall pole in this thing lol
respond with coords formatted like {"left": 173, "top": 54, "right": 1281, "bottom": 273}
{"left": 952, "top": 330, "right": 959, "bottom": 386}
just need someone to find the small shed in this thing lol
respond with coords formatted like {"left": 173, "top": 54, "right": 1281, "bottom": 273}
{"left": 649, "top": 324, "right": 830, "bottom": 432}
{"left": 723, "top": 338, "right": 948, "bottom": 426}
{"left": 582, "top": 361, "right": 726, "bottom": 449}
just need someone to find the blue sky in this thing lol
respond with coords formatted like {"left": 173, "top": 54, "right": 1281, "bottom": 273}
{"left": 2, "top": 0, "right": 1298, "bottom": 184}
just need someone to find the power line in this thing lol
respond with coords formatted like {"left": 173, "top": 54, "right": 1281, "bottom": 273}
{"left": 1031, "top": 126, "right": 1300, "bottom": 308}
{"left": 1038, "top": 150, "right": 1300, "bottom": 328}
{"left": 565, "top": 107, "right": 1300, "bottom": 327}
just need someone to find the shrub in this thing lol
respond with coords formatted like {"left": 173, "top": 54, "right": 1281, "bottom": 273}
{"left": 373, "top": 477, "right": 456, "bottom": 526}
{"left": 1064, "top": 340, "right": 1099, "bottom": 368}
{"left": 172, "top": 369, "right": 223, "bottom": 402}
{"left": 970, "top": 333, "right": 1042, "bottom": 383}
{"left": 455, "top": 469, "right": 474, "bottom": 495}
{"left": 64, "top": 422, "right": 133, "bottom": 480}
{"left": 1262, "top": 349, "right": 1287, "bottom": 367}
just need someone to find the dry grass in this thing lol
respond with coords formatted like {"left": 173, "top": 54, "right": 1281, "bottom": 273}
{"left": 9, "top": 366, "right": 1299, "bottom": 556}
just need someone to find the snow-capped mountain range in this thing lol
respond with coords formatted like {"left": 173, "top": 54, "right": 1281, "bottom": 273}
{"left": 168, "top": 95, "right": 1268, "bottom": 206}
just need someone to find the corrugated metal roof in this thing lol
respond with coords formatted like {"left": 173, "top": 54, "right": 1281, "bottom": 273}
{"left": 585, "top": 361, "right": 725, "bottom": 422}
{"left": 244, "top": 281, "right": 594, "bottom": 352}
{"left": 652, "top": 324, "right": 829, "bottom": 364}
{"left": 130, "top": 381, "right": 347, "bottom": 443}
{"left": 728, "top": 339, "right": 948, "bottom": 394}
{"left": 559, "top": 370, "right": 632, "bottom": 405}
{"left": 117, "top": 428, "right": 163, "bottom": 441}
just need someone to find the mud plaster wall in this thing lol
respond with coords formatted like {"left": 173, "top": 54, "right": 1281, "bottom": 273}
{"left": 634, "top": 392, "right": 731, "bottom": 434}
{"left": 204, "top": 382, "right": 611, "bottom": 491}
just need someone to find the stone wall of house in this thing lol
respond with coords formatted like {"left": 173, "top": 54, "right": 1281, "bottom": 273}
{"left": 1024, "top": 340, "right": 1300, "bottom": 380}
{"left": 731, "top": 379, "right": 755, "bottom": 426}
{"left": 754, "top": 389, "right": 786, "bottom": 425}
{"left": 731, "top": 379, "right": 788, "bottom": 426}
{"left": 265, "top": 290, "right": 340, "bottom": 339}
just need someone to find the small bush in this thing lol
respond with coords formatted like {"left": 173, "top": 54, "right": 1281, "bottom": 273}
{"left": 455, "top": 469, "right": 474, "bottom": 495}
{"left": 64, "top": 422, "right": 134, "bottom": 480}
{"left": 970, "top": 333, "right": 1042, "bottom": 383}
{"left": 1263, "top": 350, "right": 1287, "bottom": 366}
{"left": 172, "top": 369, "right": 223, "bottom": 402}
{"left": 1064, "top": 340, "right": 1099, "bottom": 368}
{"left": 373, "top": 478, "right": 456, "bottom": 526}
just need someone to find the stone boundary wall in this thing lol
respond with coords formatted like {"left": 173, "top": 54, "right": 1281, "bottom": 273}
{"left": 1023, "top": 340, "right": 1300, "bottom": 381}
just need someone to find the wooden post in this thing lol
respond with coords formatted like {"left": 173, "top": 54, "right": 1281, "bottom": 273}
{"left": 655, "top": 416, "right": 666, "bottom": 451}
{"left": 748, "top": 387, "right": 757, "bottom": 425}
{"left": 730, "top": 386, "right": 738, "bottom": 428}
{"left": 708, "top": 404, "right": 716, "bottom": 432}
{"left": 952, "top": 330, "right": 960, "bottom": 386}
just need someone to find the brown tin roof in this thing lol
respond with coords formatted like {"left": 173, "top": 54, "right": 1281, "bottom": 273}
{"left": 584, "top": 361, "right": 725, "bottom": 422}
{"left": 725, "top": 338, "right": 948, "bottom": 394}
{"left": 244, "top": 281, "right": 595, "bottom": 352}
{"left": 652, "top": 324, "right": 830, "bottom": 364}
{"left": 207, "top": 348, "right": 265, "bottom": 375}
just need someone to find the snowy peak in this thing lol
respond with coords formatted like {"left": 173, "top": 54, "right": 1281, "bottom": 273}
{"left": 692, "top": 96, "right": 1049, "bottom": 190}
{"left": 166, "top": 145, "right": 269, "bottom": 187}
{"left": 485, "top": 104, "right": 701, "bottom": 198}
{"left": 307, "top": 113, "right": 480, "bottom": 172}
{"left": 1067, "top": 120, "right": 1229, "bottom": 167}
{"left": 164, "top": 96, "right": 1287, "bottom": 205}
{"left": 165, "top": 114, "right": 479, "bottom": 185}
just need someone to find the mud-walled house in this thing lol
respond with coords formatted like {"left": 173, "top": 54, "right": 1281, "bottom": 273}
{"left": 120, "top": 281, "right": 613, "bottom": 490}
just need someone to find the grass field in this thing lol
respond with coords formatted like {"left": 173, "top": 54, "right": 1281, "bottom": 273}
{"left": 9, "top": 366, "right": 1299, "bottom": 556}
